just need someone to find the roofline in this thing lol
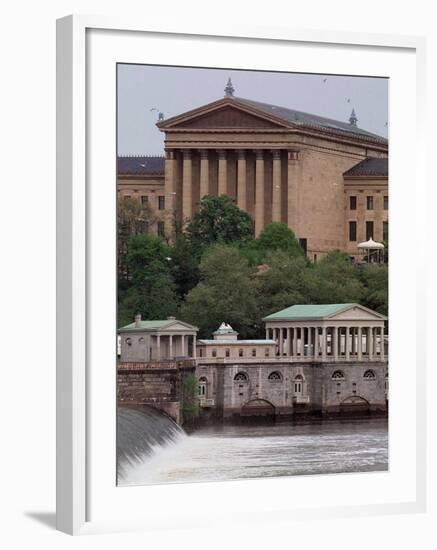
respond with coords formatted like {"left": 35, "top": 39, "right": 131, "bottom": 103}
{"left": 197, "top": 340, "right": 276, "bottom": 345}
{"left": 157, "top": 96, "right": 291, "bottom": 130}
{"left": 263, "top": 303, "right": 387, "bottom": 322}
{"left": 157, "top": 96, "right": 388, "bottom": 150}
{"left": 343, "top": 175, "right": 388, "bottom": 180}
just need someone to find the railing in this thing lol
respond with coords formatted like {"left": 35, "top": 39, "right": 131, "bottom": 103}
{"left": 118, "top": 359, "right": 196, "bottom": 370}
{"left": 293, "top": 395, "right": 310, "bottom": 404}
{"left": 195, "top": 355, "right": 386, "bottom": 364}
{"left": 199, "top": 398, "right": 215, "bottom": 407}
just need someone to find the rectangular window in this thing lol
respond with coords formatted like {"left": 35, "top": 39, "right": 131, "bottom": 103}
{"left": 349, "top": 221, "right": 357, "bottom": 242}
{"left": 251, "top": 349, "right": 256, "bottom": 357}
{"left": 225, "top": 349, "right": 230, "bottom": 358}
{"left": 212, "top": 349, "right": 217, "bottom": 358}
{"left": 158, "top": 195, "right": 165, "bottom": 210}
{"left": 349, "top": 196, "right": 357, "bottom": 210}
{"left": 157, "top": 221, "right": 165, "bottom": 238}
{"left": 366, "top": 221, "right": 374, "bottom": 240}
{"left": 124, "top": 195, "right": 131, "bottom": 200}
{"left": 199, "top": 348, "right": 203, "bottom": 358}
{"left": 299, "top": 238, "right": 307, "bottom": 254}
{"left": 239, "top": 349, "right": 244, "bottom": 357}
{"left": 383, "top": 221, "right": 389, "bottom": 242}
{"left": 383, "top": 195, "right": 388, "bottom": 210}
{"left": 141, "top": 195, "right": 148, "bottom": 205}
{"left": 265, "top": 348, "right": 270, "bottom": 357}
{"left": 366, "top": 196, "right": 374, "bottom": 210}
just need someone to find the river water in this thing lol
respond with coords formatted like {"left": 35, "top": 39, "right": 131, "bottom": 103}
{"left": 118, "top": 416, "right": 388, "bottom": 486}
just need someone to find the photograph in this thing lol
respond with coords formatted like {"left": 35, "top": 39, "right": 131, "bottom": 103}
{"left": 115, "top": 64, "right": 389, "bottom": 486}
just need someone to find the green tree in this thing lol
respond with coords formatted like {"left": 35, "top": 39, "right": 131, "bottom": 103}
{"left": 255, "top": 222, "right": 304, "bottom": 259}
{"left": 305, "top": 250, "right": 364, "bottom": 304}
{"left": 255, "top": 251, "right": 310, "bottom": 319}
{"left": 358, "top": 263, "right": 388, "bottom": 316}
{"left": 186, "top": 195, "right": 254, "bottom": 254}
{"left": 117, "top": 196, "right": 158, "bottom": 284}
{"left": 117, "top": 234, "right": 178, "bottom": 327}
{"left": 181, "top": 373, "right": 200, "bottom": 422}
{"left": 168, "top": 233, "right": 200, "bottom": 301}
{"left": 180, "top": 245, "right": 258, "bottom": 338}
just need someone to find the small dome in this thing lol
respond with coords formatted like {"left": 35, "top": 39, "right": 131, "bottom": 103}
{"left": 357, "top": 237, "right": 385, "bottom": 249}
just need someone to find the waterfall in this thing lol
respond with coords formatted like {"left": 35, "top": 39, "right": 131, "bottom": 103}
{"left": 117, "top": 406, "right": 186, "bottom": 481}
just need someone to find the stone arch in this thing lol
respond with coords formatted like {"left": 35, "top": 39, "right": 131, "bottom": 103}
{"left": 241, "top": 398, "right": 275, "bottom": 417}
{"left": 340, "top": 395, "right": 370, "bottom": 415}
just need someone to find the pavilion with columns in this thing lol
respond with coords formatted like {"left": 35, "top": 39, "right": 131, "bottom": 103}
{"left": 118, "top": 315, "right": 198, "bottom": 362}
{"left": 263, "top": 303, "right": 387, "bottom": 362}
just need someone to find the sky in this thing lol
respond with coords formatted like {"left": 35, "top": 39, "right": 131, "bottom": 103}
{"left": 117, "top": 64, "right": 388, "bottom": 156}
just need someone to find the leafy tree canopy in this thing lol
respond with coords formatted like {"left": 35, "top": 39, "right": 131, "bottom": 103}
{"left": 305, "top": 250, "right": 365, "bottom": 305}
{"left": 256, "top": 222, "right": 304, "bottom": 257}
{"left": 168, "top": 233, "right": 200, "bottom": 301}
{"left": 180, "top": 244, "right": 258, "bottom": 338}
{"left": 186, "top": 195, "right": 254, "bottom": 254}
{"left": 255, "top": 251, "right": 310, "bottom": 319}
{"left": 358, "top": 264, "right": 388, "bottom": 316}
{"left": 118, "top": 234, "right": 178, "bottom": 327}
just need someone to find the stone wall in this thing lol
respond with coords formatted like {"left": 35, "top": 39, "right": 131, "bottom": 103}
{"left": 117, "top": 360, "right": 196, "bottom": 424}
{"left": 195, "top": 360, "right": 388, "bottom": 418}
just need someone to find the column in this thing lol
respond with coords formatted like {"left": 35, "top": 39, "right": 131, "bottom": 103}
{"left": 368, "top": 327, "right": 374, "bottom": 360}
{"left": 182, "top": 150, "right": 192, "bottom": 221}
{"left": 322, "top": 326, "right": 327, "bottom": 360}
{"left": 279, "top": 328, "right": 284, "bottom": 356}
{"left": 333, "top": 327, "right": 338, "bottom": 360}
{"left": 265, "top": 327, "right": 269, "bottom": 339}
{"left": 272, "top": 150, "right": 282, "bottom": 222}
{"left": 307, "top": 326, "right": 312, "bottom": 358}
{"left": 287, "top": 150, "right": 300, "bottom": 231}
{"left": 169, "top": 334, "right": 173, "bottom": 359}
{"left": 193, "top": 334, "right": 197, "bottom": 359}
{"left": 199, "top": 150, "right": 209, "bottom": 199}
{"left": 217, "top": 150, "right": 227, "bottom": 195}
{"left": 380, "top": 326, "right": 385, "bottom": 360}
{"left": 156, "top": 334, "right": 161, "bottom": 361}
{"left": 254, "top": 150, "right": 265, "bottom": 236}
{"left": 237, "top": 150, "right": 247, "bottom": 211}
{"left": 288, "top": 328, "right": 292, "bottom": 356}
{"left": 346, "top": 327, "right": 350, "bottom": 360}
{"left": 181, "top": 334, "right": 186, "bottom": 357}
{"left": 164, "top": 149, "right": 177, "bottom": 234}
{"left": 357, "top": 327, "right": 362, "bottom": 361}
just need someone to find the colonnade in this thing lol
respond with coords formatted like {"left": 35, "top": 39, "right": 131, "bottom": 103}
{"left": 265, "top": 326, "right": 385, "bottom": 361}
{"left": 151, "top": 333, "right": 197, "bottom": 361}
{"left": 164, "top": 148, "right": 300, "bottom": 236}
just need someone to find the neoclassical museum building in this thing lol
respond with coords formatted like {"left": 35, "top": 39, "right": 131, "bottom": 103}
{"left": 118, "top": 303, "right": 388, "bottom": 421}
{"left": 117, "top": 80, "right": 388, "bottom": 260}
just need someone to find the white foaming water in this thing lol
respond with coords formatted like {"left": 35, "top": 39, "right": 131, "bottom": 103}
{"left": 118, "top": 418, "right": 388, "bottom": 486}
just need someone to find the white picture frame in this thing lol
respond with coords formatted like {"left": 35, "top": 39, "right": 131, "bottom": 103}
{"left": 56, "top": 14, "right": 427, "bottom": 536}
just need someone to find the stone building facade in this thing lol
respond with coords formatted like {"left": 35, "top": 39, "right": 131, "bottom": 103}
{"left": 118, "top": 304, "right": 388, "bottom": 421}
{"left": 117, "top": 82, "right": 388, "bottom": 260}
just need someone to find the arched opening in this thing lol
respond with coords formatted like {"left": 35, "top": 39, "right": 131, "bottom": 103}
{"left": 241, "top": 399, "right": 275, "bottom": 418}
{"left": 339, "top": 395, "right": 370, "bottom": 415}
{"left": 198, "top": 376, "right": 208, "bottom": 397}
{"left": 268, "top": 371, "right": 282, "bottom": 381}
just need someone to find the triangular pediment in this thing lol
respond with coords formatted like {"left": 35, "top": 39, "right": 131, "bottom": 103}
{"left": 157, "top": 98, "right": 291, "bottom": 131}
{"left": 161, "top": 321, "right": 198, "bottom": 332}
{"left": 329, "top": 304, "right": 386, "bottom": 321}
